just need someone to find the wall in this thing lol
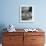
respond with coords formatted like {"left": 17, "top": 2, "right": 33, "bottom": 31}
{"left": 0, "top": 0, "right": 46, "bottom": 29}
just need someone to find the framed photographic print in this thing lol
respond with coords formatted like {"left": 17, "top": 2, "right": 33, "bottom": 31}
{"left": 20, "top": 5, "right": 34, "bottom": 22}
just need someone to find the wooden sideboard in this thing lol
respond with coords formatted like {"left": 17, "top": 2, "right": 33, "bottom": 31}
{"left": 2, "top": 30, "right": 45, "bottom": 46}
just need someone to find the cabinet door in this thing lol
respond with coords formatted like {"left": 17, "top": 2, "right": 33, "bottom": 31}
{"left": 3, "top": 33, "right": 23, "bottom": 46}
{"left": 24, "top": 33, "right": 32, "bottom": 46}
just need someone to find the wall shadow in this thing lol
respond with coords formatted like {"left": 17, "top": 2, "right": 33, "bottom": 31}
{"left": 0, "top": 24, "right": 7, "bottom": 43}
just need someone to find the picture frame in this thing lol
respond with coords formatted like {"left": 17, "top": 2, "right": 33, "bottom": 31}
{"left": 20, "top": 5, "right": 35, "bottom": 22}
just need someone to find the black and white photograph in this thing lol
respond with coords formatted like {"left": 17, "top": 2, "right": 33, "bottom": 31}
{"left": 20, "top": 5, "right": 34, "bottom": 22}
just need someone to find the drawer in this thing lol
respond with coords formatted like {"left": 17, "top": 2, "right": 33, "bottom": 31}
{"left": 31, "top": 44, "right": 44, "bottom": 46}
{"left": 32, "top": 36, "right": 45, "bottom": 44}
{"left": 3, "top": 36, "right": 23, "bottom": 44}
{"left": 3, "top": 32, "right": 23, "bottom": 36}
{"left": 3, "top": 43, "right": 23, "bottom": 46}
{"left": 24, "top": 32, "right": 44, "bottom": 36}
{"left": 24, "top": 36, "right": 32, "bottom": 40}
{"left": 3, "top": 44, "right": 15, "bottom": 46}
{"left": 3, "top": 38, "right": 23, "bottom": 46}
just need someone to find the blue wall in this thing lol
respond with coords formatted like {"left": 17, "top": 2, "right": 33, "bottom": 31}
{"left": 0, "top": 0, "right": 46, "bottom": 30}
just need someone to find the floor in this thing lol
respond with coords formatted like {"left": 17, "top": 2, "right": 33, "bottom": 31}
{"left": 0, "top": 44, "right": 2, "bottom": 46}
